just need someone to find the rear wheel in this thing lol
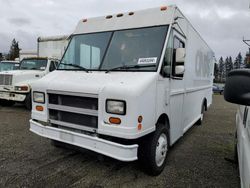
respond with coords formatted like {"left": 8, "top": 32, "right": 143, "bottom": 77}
{"left": 196, "top": 103, "right": 205, "bottom": 125}
{"left": 138, "top": 123, "right": 169, "bottom": 176}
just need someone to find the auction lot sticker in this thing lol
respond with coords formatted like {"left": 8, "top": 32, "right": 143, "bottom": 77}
{"left": 138, "top": 57, "right": 157, "bottom": 65}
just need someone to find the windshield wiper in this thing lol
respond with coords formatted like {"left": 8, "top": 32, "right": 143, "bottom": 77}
{"left": 59, "top": 63, "right": 89, "bottom": 72}
{"left": 105, "top": 64, "right": 156, "bottom": 73}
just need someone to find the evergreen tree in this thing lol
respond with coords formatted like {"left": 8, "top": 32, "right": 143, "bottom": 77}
{"left": 8, "top": 39, "right": 20, "bottom": 60}
{"left": 218, "top": 57, "right": 225, "bottom": 82}
{"left": 245, "top": 52, "right": 250, "bottom": 68}
{"left": 225, "top": 56, "right": 233, "bottom": 76}
{"left": 234, "top": 52, "right": 243, "bottom": 69}
{"left": 214, "top": 63, "right": 219, "bottom": 82}
{"left": 0, "top": 53, "right": 3, "bottom": 61}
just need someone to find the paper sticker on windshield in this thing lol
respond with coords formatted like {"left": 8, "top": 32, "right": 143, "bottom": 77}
{"left": 40, "top": 67, "right": 46, "bottom": 70}
{"left": 14, "top": 64, "right": 19, "bottom": 66}
{"left": 138, "top": 57, "right": 157, "bottom": 65}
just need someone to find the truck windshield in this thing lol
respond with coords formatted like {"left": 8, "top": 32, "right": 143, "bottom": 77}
{"left": 59, "top": 25, "right": 168, "bottom": 72}
{"left": 20, "top": 59, "right": 47, "bottom": 70}
{"left": 0, "top": 62, "right": 19, "bottom": 71}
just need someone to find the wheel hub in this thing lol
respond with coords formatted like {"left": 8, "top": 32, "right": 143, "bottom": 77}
{"left": 155, "top": 133, "right": 168, "bottom": 167}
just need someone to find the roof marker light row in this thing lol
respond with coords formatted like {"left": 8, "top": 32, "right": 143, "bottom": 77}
{"left": 82, "top": 6, "right": 167, "bottom": 23}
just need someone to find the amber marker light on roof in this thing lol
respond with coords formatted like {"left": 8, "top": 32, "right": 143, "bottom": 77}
{"left": 117, "top": 13, "right": 124, "bottom": 17}
{"left": 82, "top": 19, "right": 88, "bottom": 22}
{"left": 160, "top": 6, "right": 167, "bottom": 11}
{"left": 106, "top": 15, "right": 113, "bottom": 19}
{"left": 128, "top": 12, "right": 134, "bottom": 16}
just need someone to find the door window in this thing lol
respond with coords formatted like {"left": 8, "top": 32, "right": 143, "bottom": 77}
{"left": 49, "top": 61, "right": 57, "bottom": 72}
{"left": 161, "top": 30, "right": 173, "bottom": 77}
{"left": 172, "top": 36, "right": 185, "bottom": 78}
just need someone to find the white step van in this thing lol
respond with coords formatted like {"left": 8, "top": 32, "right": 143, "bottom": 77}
{"left": 30, "top": 5, "right": 215, "bottom": 175}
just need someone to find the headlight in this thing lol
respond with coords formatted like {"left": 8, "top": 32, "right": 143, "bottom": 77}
{"left": 15, "top": 85, "right": 29, "bottom": 91}
{"left": 106, "top": 99, "right": 126, "bottom": 115}
{"left": 33, "top": 92, "right": 45, "bottom": 104}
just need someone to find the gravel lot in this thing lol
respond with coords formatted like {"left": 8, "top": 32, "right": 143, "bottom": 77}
{"left": 0, "top": 95, "right": 240, "bottom": 187}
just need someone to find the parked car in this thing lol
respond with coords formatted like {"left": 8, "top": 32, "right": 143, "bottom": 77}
{"left": 224, "top": 69, "right": 250, "bottom": 188}
{"left": 213, "top": 84, "right": 224, "bottom": 95}
{"left": 0, "top": 61, "right": 19, "bottom": 72}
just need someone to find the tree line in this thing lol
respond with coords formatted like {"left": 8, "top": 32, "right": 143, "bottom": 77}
{"left": 214, "top": 52, "right": 250, "bottom": 83}
{"left": 0, "top": 39, "right": 20, "bottom": 61}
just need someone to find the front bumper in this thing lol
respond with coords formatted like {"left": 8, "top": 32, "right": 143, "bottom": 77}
{"left": 0, "top": 91, "right": 26, "bottom": 102}
{"left": 30, "top": 119, "right": 138, "bottom": 161}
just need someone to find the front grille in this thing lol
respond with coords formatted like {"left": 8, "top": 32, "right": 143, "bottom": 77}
{"left": 47, "top": 91, "right": 98, "bottom": 132}
{"left": 0, "top": 74, "right": 12, "bottom": 85}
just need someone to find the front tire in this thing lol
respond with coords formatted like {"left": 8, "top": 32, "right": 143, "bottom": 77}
{"left": 138, "top": 123, "right": 169, "bottom": 176}
{"left": 24, "top": 92, "right": 32, "bottom": 110}
{"left": 0, "top": 99, "right": 15, "bottom": 107}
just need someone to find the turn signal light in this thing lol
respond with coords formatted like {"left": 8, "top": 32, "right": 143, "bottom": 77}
{"left": 36, "top": 106, "right": 44, "bottom": 111}
{"left": 138, "top": 123, "right": 142, "bottom": 130}
{"left": 109, "top": 117, "right": 121, "bottom": 125}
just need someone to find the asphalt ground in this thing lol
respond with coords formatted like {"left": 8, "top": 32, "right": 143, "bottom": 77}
{"left": 0, "top": 95, "right": 240, "bottom": 187}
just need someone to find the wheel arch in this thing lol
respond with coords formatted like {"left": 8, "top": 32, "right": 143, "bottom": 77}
{"left": 156, "top": 113, "right": 170, "bottom": 147}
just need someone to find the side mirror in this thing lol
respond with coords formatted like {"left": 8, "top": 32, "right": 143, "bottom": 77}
{"left": 163, "top": 65, "right": 171, "bottom": 76}
{"left": 176, "top": 48, "right": 186, "bottom": 63}
{"left": 224, "top": 70, "right": 250, "bottom": 105}
{"left": 175, "top": 65, "right": 185, "bottom": 76}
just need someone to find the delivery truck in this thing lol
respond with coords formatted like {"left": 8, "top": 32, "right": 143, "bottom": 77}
{"left": 0, "top": 35, "right": 68, "bottom": 109}
{"left": 29, "top": 5, "right": 215, "bottom": 175}
{"left": 19, "top": 50, "right": 37, "bottom": 61}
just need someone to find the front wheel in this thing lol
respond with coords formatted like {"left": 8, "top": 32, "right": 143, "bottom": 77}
{"left": 138, "top": 123, "right": 169, "bottom": 176}
{"left": 24, "top": 92, "right": 32, "bottom": 110}
{"left": 0, "top": 99, "right": 15, "bottom": 107}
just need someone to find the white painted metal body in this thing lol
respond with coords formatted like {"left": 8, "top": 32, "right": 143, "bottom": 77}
{"left": 38, "top": 35, "right": 69, "bottom": 60}
{"left": 30, "top": 6, "right": 215, "bottom": 161}
{"left": 236, "top": 106, "right": 250, "bottom": 188}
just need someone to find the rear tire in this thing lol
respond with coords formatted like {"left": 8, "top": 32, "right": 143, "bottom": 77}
{"left": 138, "top": 123, "right": 169, "bottom": 176}
{"left": 196, "top": 103, "right": 205, "bottom": 125}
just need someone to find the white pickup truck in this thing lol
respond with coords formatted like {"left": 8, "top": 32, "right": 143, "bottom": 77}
{"left": 0, "top": 57, "right": 59, "bottom": 109}
{"left": 30, "top": 5, "right": 215, "bottom": 175}
{"left": 224, "top": 69, "right": 250, "bottom": 188}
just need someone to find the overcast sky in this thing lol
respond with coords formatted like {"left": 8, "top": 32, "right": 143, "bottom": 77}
{"left": 0, "top": 0, "right": 250, "bottom": 60}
